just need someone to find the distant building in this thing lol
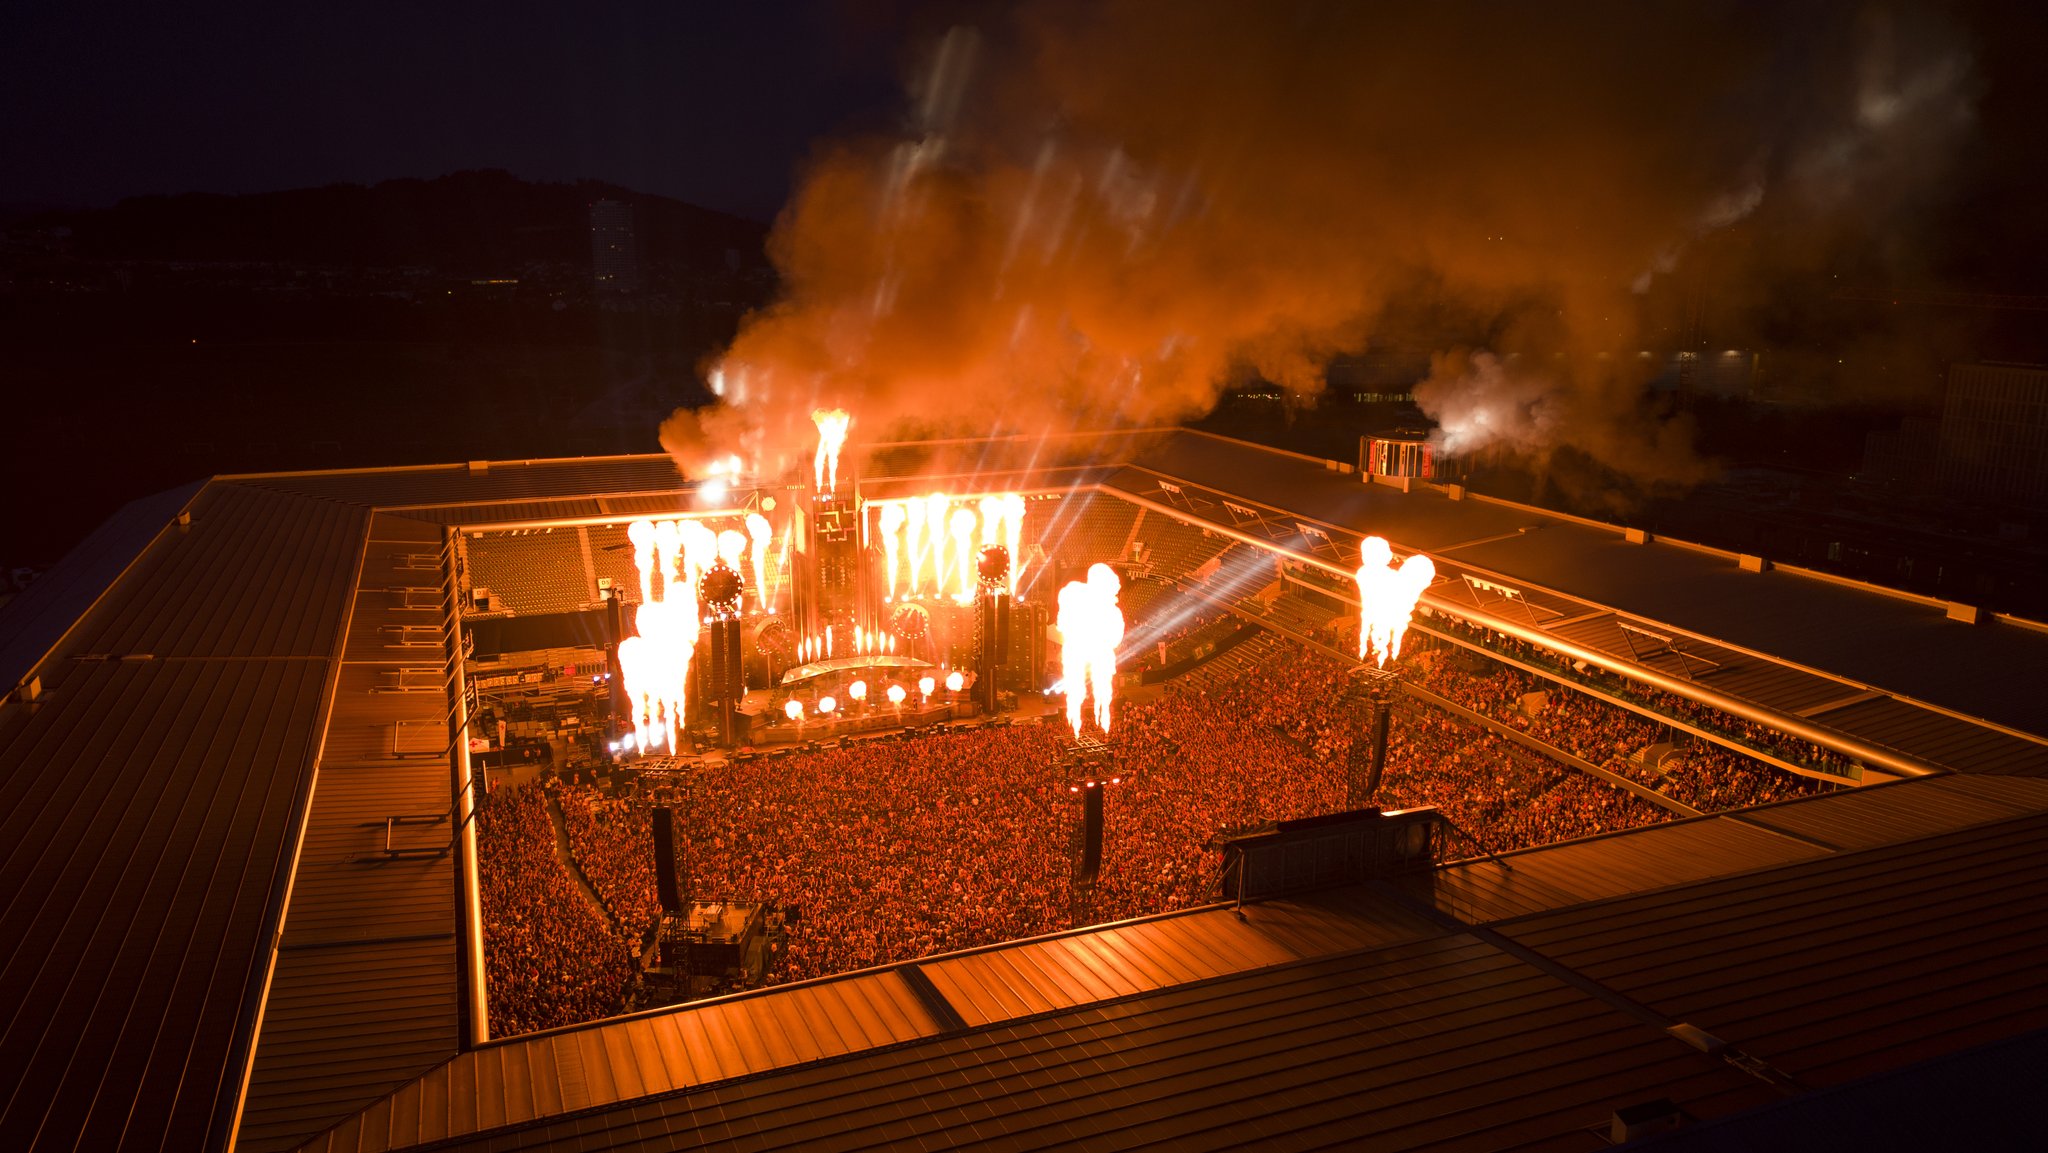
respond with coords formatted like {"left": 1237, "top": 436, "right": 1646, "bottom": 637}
{"left": 588, "top": 199, "right": 639, "bottom": 292}
{"left": 1861, "top": 415, "right": 1939, "bottom": 485}
{"left": 1936, "top": 363, "right": 2048, "bottom": 504}
{"left": 1864, "top": 363, "right": 2048, "bottom": 506}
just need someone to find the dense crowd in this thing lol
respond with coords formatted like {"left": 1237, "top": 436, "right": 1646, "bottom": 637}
{"left": 479, "top": 634, "right": 1838, "bottom": 1035}
{"left": 558, "top": 791, "right": 662, "bottom": 941}
{"left": 1403, "top": 643, "right": 1833, "bottom": 811}
{"left": 475, "top": 784, "right": 635, "bottom": 1036}
{"left": 1423, "top": 613, "right": 1860, "bottom": 778}
{"left": 1378, "top": 702, "right": 1670, "bottom": 849}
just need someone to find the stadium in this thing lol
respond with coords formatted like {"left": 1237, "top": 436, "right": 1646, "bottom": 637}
{"left": 4, "top": 424, "right": 2048, "bottom": 1153}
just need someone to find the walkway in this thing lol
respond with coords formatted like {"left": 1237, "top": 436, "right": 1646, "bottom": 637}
{"left": 544, "top": 792, "right": 619, "bottom": 930}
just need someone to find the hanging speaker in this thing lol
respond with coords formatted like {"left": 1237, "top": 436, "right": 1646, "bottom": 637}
{"left": 652, "top": 806, "right": 682, "bottom": 913}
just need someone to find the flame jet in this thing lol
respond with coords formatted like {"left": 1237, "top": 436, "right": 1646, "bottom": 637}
{"left": 617, "top": 517, "right": 709, "bottom": 753}
{"left": 627, "top": 519, "right": 656, "bottom": 605}
{"left": 745, "top": 513, "right": 773, "bottom": 610}
{"left": 979, "top": 496, "right": 1003, "bottom": 552}
{"left": 1001, "top": 493, "right": 1026, "bottom": 594}
{"left": 717, "top": 529, "right": 748, "bottom": 575}
{"left": 687, "top": 521, "right": 721, "bottom": 581}
{"left": 811, "top": 408, "right": 851, "bottom": 492}
{"left": 1056, "top": 563, "right": 1125, "bottom": 737}
{"left": 878, "top": 501, "right": 905, "bottom": 599}
{"left": 949, "top": 508, "right": 977, "bottom": 602}
{"left": 924, "top": 494, "right": 951, "bottom": 591}
{"left": 1354, "top": 536, "right": 1436, "bottom": 667}
{"left": 903, "top": 500, "right": 926, "bottom": 596}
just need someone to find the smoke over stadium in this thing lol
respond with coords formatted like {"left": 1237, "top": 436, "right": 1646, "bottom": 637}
{"left": 664, "top": 1, "right": 1977, "bottom": 490}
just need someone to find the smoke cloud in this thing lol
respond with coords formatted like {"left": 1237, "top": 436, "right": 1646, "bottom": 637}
{"left": 663, "top": 1, "right": 1979, "bottom": 491}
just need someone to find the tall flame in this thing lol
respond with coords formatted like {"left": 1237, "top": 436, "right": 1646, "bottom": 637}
{"left": 868, "top": 492, "right": 1028, "bottom": 603}
{"left": 1354, "top": 536, "right": 1436, "bottom": 667}
{"left": 1001, "top": 492, "right": 1026, "bottom": 595}
{"left": 948, "top": 507, "right": 977, "bottom": 603}
{"left": 924, "top": 493, "right": 951, "bottom": 591}
{"left": 619, "top": 518, "right": 712, "bottom": 753}
{"left": 811, "top": 408, "right": 851, "bottom": 492}
{"left": 745, "top": 512, "right": 773, "bottom": 611}
{"left": 877, "top": 501, "right": 905, "bottom": 600}
{"left": 680, "top": 520, "right": 718, "bottom": 588}
{"left": 1056, "top": 563, "right": 1125, "bottom": 737}
{"left": 903, "top": 499, "right": 926, "bottom": 596}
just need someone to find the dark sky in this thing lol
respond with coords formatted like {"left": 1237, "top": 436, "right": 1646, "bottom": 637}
{"left": 5, "top": 1, "right": 2043, "bottom": 254}
{"left": 0, "top": 1, "right": 932, "bottom": 222}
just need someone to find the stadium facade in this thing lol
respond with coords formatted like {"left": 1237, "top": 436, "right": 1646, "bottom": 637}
{"left": 3, "top": 429, "right": 2046, "bottom": 1152}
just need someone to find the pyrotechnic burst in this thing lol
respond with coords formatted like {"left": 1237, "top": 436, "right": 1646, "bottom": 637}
{"left": 745, "top": 513, "right": 773, "bottom": 611}
{"left": 877, "top": 502, "right": 905, "bottom": 599}
{"left": 1057, "top": 562, "right": 1125, "bottom": 737}
{"left": 1354, "top": 536, "right": 1435, "bottom": 667}
{"left": 811, "top": 408, "right": 851, "bottom": 492}
{"left": 948, "top": 508, "right": 976, "bottom": 604}
{"left": 869, "top": 492, "right": 1027, "bottom": 602}
{"left": 617, "top": 517, "right": 718, "bottom": 752}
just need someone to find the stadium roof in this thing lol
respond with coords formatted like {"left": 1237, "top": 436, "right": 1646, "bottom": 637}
{"left": 2, "top": 430, "right": 2046, "bottom": 1153}
{"left": 298, "top": 773, "right": 2048, "bottom": 1152}
{"left": 1123, "top": 432, "right": 2048, "bottom": 740}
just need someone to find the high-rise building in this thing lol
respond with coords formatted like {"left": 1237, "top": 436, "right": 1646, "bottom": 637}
{"left": 588, "top": 198, "right": 639, "bottom": 292}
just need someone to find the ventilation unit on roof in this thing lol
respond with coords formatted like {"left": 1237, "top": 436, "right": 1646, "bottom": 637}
{"left": 1610, "top": 1099, "right": 1688, "bottom": 1143}
{"left": 1217, "top": 806, "right": 1442, "bottom": 902}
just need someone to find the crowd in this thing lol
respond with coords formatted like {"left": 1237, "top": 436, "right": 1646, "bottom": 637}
{"left": 620, "top": 725, "right": 1078, "bottom": 980}
{"left": 475, "top": 783, "right": 637, "bottom": 1037}
{"left": 1422, "top": 614, "right": 1860, "bottom": 778}
{"left": 558, "top": 791, "right": 663, "bottom": 942}
{"left": 1378, "top": 701, "right": 1670, "bottom": 849}
{"left": 479, "top": 633, "right": 1841, "bottom": 1035}
{"left": 1402, "top": 641, "right": 1833, "bottom": 811}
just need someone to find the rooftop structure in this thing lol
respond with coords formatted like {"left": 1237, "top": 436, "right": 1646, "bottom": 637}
{"left": 3, "top": 431, "right": 2046, "bottom": 1152}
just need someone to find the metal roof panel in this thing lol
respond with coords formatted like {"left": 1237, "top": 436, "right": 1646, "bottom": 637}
{"left": 0, "top": 655, "right": 330, "bottom": 1153}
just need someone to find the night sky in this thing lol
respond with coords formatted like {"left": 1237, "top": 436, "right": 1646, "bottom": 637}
{"left": 4, "top": 1, "right": 2046, "bottom": 580}
{"left": 2, "top": 1, "right": 931, "bottom": 222}
{"left": 7, "top": 2, "right": 2042, "bottom": 253}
